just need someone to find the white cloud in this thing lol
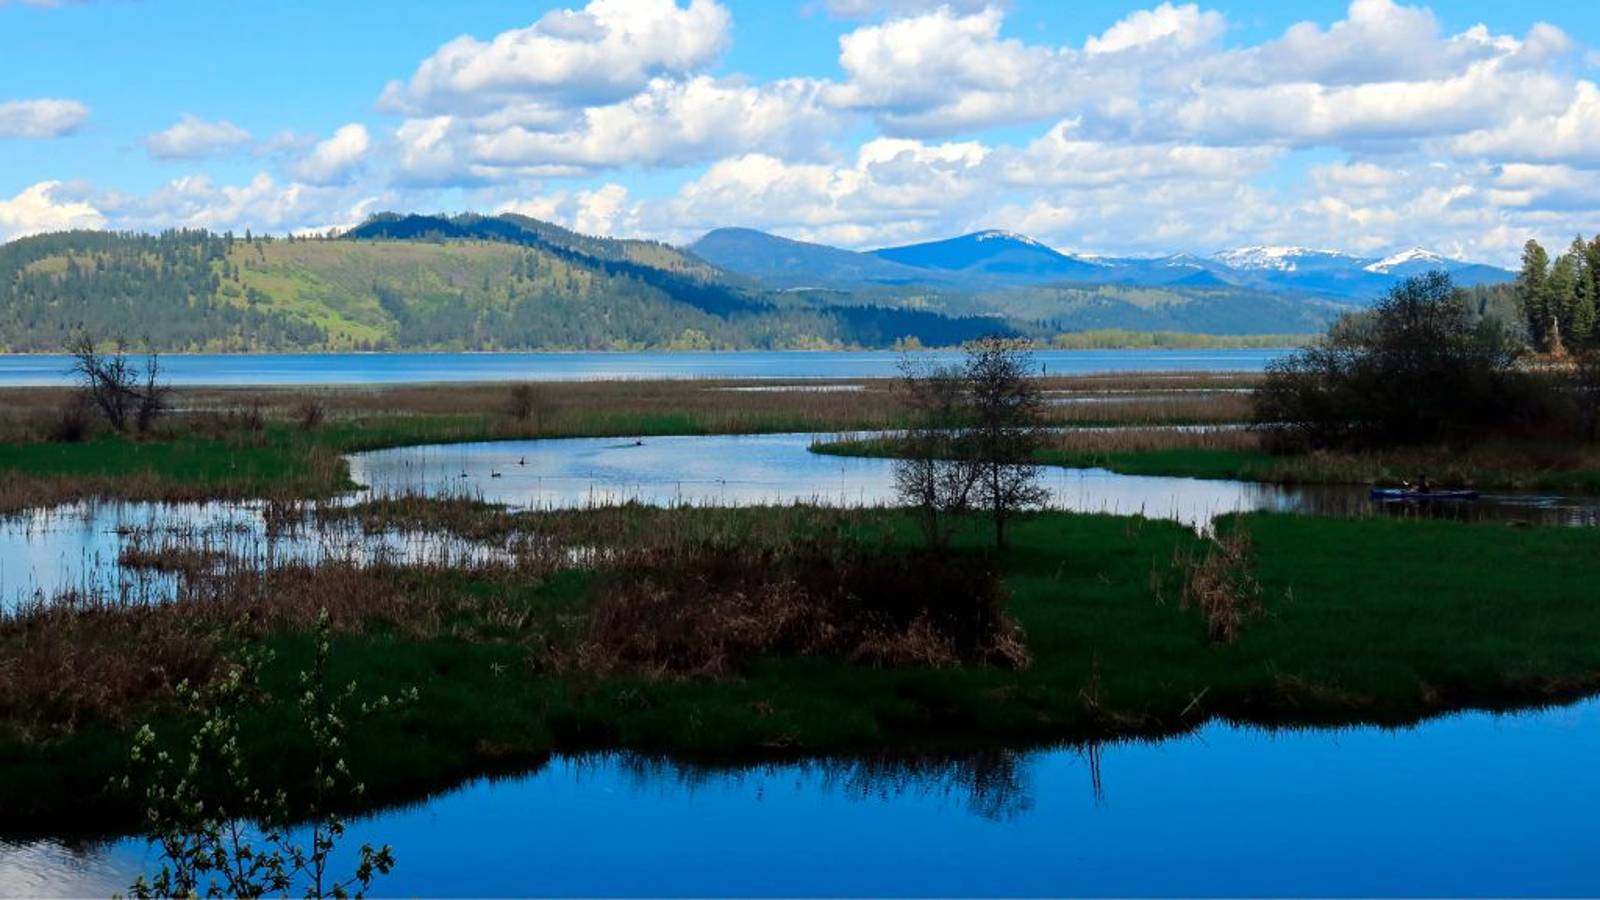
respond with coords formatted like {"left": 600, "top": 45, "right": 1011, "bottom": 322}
{"left": 1084, "top": 2, "right": 1224, "bottom": 56}
{"left": 469, "top": 76, "right": 839, "bottom": 172}
{"left": 0, "top": 98, "right": 89, "bottom": 139}
{"left": 0, "top": 181, "right": 106, "bottom": 241}
{"left": 823, "top": 7, "right": 1085, "bottom": 135}
{"left": 635, "top": 139, "right": 993, "bottom": 247}
{"left": 819, "top": 0, "right": 992, "bottom": 18}
{"left": 289, "top": 124, "right": 371, "bottom": 185}
{"left": 145, "top": 114, "right": 251, "bottom": 159}
{"left": 1447, "top": 80, "right": 1600, "bottom": 166}
{"left": 93, "top": 172, "right": 383, "bottom": 236}
{"left": 997, "top": 120, "right": 1281, "bottom": 187}
{"left": 498, "top": 183, "right": 638, "bottom": 236}
{"left": 379, "top": 0, "right": 731, "bottom": 116}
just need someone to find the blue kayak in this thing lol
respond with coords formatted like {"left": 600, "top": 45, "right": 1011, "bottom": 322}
{"left": 1370, "top": 487, "right": 1479, "bottom": 502}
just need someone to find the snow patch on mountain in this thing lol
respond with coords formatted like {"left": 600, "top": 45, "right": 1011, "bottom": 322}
{"left": 1212, "top": 246, "right": 1360, "bottom": 272}
{"left": 1364, "top": 248, "right": 1448, "bottom": 273}
{"left": 973, "top": 229, "right": 1050, "bottom": 248}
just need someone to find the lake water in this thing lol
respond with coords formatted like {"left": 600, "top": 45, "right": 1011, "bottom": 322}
{"left": 6, "top": 432, "right": 1598, "bottom": 604}
{"left": 0, "top": 349, "right": 1288, "bottom": 387}
{"left": 8, "top": 698, "right": 1599, "bottom": 896}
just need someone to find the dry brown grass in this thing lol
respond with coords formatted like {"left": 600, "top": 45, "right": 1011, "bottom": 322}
{"left": 0, "top": 600, "right": 221, "bottom": 740}
{"left": 1175, "top": 528, "right": 1264, "bottom": 644}
{"left": 1042, "top": 426, "right": 1262, "bottom": 455}
{"left": 0, "top": 373, "right": 1260, "bottom": 442}
{"left": 566, "top": 541, "right": 1029, "bottom": 678}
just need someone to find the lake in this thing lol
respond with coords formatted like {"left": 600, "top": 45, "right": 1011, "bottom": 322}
{"left": 0, "top": 349, "right": 1290, "bottom": 387}
{"left": 8, "top": 698, "right": 1598, "bottom": 896}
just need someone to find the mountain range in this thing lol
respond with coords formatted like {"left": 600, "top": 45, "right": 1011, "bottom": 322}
{"left": 0, "top": 212, "right": 1515, "bottom": 353}
{"left": 689, "top": 228, "right": 1513, "bottom": 301}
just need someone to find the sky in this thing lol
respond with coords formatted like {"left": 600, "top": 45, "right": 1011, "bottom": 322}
{"left": 2, "top": 0, "right": 1599, "bottom": 265}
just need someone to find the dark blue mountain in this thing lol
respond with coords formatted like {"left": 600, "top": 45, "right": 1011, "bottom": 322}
{"left": 688, "top": 227, "right": 938, "bottom": 289}
{"left": 870, "top": 230, "right": 1106, "bottom": 282}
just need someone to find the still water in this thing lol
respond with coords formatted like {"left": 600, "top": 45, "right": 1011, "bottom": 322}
{"left": 0, "top": 349, "right": 1288, "bottom": 387}
{"left": 5, "top": 433, "right": 1599, "bottom": 603}
{"left": 7, "top": 699, "right": 1599, "bottom": 896}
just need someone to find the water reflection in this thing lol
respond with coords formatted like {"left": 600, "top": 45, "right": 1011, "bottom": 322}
{"left": 8, "top": 700, "right": 1599, "bottom": 896}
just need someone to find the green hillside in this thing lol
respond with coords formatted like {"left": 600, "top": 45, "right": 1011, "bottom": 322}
{"left": 0, "top": 219, "right": 1011, "bottom": 352}
{"left": 0, "top": 212, "right": 1351, "bottom": 352}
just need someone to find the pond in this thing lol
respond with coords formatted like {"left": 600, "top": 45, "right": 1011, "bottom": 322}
{"left": 5, "top": 432, "right": 1598, "bottom": 603}
{"left": 0, "top": 349, "right": 1289, "bottom": 387}
{"left": 7, "top": 698, "right": 1599, "bottom": 896}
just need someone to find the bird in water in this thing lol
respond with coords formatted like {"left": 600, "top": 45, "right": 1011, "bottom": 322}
{"left": 518, "top": 456, "right": 526, "bottom": 466}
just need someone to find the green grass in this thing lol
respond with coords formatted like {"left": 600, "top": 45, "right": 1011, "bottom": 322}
{"left": 0, "top": 409, "right": 898, "bottom": 509}
{"left": 7, "top": 508, "right": 1600, "bottom": 838}
{"left": 814, "top": 435, "right": 1600, "bottom": 493}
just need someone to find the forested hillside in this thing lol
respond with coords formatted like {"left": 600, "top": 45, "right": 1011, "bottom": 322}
{"left": 0, "top": 217, "right": 1013, "bottom": 352}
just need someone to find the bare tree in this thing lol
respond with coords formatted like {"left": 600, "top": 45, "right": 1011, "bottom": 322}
{"left": 964, "top": 338, "right": 1048, "bottom": 549}
{"left": 134, "top": 352, "right": 170, "bottom": 434}
{"left": 893, "top": 356, "right": 982, "bottom": 553}
{"left": 68, "top": 333, "right": 168, "bottom": 434}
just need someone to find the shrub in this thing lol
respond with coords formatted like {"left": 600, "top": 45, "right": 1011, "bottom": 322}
{"left": 1254, "top": 272, "right": 1530, "bottom": 450}
{"left": 47, "top": 394, "right": 94, "bottom": 443}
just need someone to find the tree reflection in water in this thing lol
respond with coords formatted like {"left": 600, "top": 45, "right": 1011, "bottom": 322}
{"left": 588, "top": 744, "right": 1112, "bottom": 823}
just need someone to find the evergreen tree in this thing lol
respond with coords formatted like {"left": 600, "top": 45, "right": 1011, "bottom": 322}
{"left": 1518, "top": 239, "right": 1553, "bottom": 351}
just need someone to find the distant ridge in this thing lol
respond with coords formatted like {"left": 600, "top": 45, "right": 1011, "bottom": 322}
{"left": 870, "top": 230, "right": 1106, "bottom": 283}
{"left": 693, "top": 226, "right": 1513, "bottom": 301}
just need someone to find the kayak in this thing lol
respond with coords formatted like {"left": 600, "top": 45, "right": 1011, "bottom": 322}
{"left": 1369, "top": 488, "right": 1480, "bottom": 502}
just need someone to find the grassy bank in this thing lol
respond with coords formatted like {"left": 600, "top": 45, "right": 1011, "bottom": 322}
{"left": 5, "top": 506, "right": 1600, "bottom": 838}
{"left": 815, "top": 432, "right": 1600, "bottom": 494}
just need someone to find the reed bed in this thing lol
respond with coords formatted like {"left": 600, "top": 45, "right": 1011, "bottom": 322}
{"left": 0, "top": 501, "right": 1030, "bottom": 742}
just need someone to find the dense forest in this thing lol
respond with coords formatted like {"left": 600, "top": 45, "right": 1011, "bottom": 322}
{"left": 0, "top": 216, "right": 1012, "bottom": 352}
{"left": 1516, "top": 236, "right": 1600, "bottom": 353}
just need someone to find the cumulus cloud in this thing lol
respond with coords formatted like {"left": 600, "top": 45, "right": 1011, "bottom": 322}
{"left": 498, "top": 183, "right": 638, "bottom": 236}
{"left": 379, "top": 0, "right": 730, "bottom": 116}
{"left": 0, "top": 181, "right": 106, "bottom": 241}
{"left": 1446, "top": 80, "right": 1600, "bottom": 166}
{"left": 12, "top": 0, "right": 1600, "bottom": 265}
{"left": 1084, "top": 2, "right": 1224, "bottom": 55}
{"left": 822, "top": 7, "right": 1084, "bottom": 136}
{"left": 145, "top": 114, "right": 251, "bottom": 159}
{"left": 91, "top": 171, "right": 382, "bottom": 236}
{"left": 634, "top": 139, "right": 993, "bottom": 247}
{"left": 289, "top": 124, "right": 372, "bottom": 185}
{"left": 819, "top": 0, "right": 992, "bottom": 18}
{"left": 0, "top": 98, "right": 90, "bottom": 138}
{"left": 469, "top": 76, "right": 839, "bottom": 172}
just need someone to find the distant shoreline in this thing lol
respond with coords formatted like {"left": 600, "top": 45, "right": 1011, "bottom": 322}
{"left": 0, "top": 338, "right": 1309, "bottom": 358}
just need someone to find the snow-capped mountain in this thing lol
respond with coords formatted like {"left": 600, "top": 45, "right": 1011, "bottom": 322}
{"left": 1212, "top": 246, "right": 1365, "bottom": 273}
{"left": 1364, "top": 247, "right": 1450, "bottom": 275}
{"left": 690, "top": 227, "right": 1514, "bottom": 302}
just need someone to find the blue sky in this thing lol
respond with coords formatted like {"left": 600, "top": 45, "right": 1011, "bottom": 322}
{"left": 3, "top": 0, "right": 1598, "bottom": 263}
